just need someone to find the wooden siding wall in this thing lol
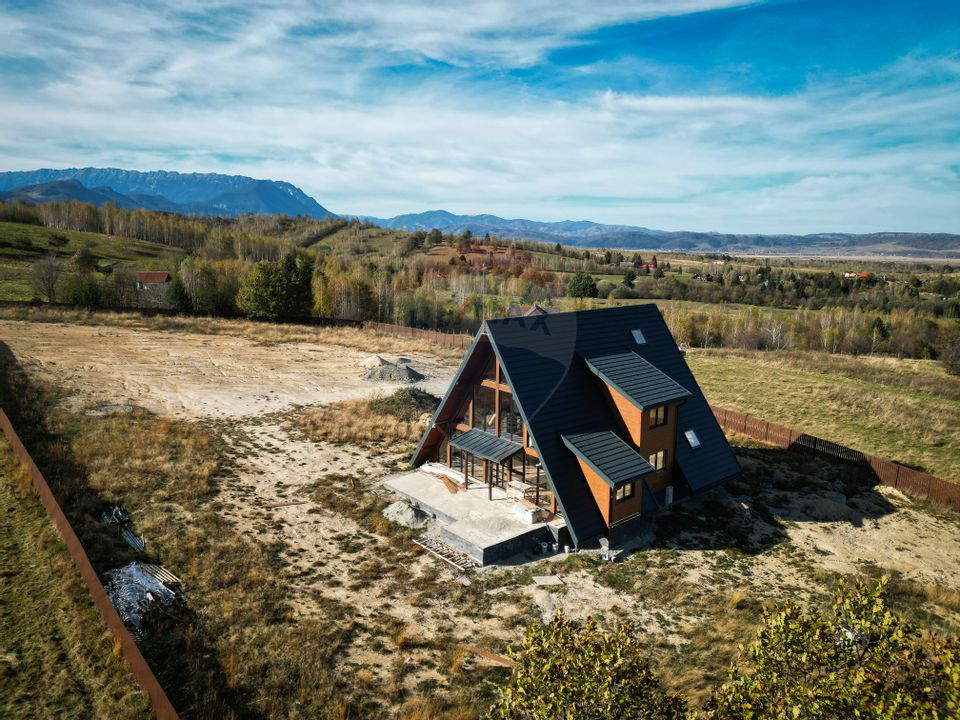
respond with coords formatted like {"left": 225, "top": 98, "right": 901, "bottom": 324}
{"left": 575, "top": 457, "right": 612, "bottom": 526}
{"left": 602, "top": 383, "right": 677, "bottom": 491}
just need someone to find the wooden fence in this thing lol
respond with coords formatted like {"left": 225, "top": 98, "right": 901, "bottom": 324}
{"left": 365, "top": 321, "right": 474, "bottom": 350}
{"left": 710, "top": 405, "right": 960, "bottom": 512}
{"left": 0, "top": 409, "right": 179, "bottom": 720}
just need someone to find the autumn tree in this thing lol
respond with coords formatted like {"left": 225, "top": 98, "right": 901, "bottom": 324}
{"left": 489, "top": 612, "right": 686, "bottom": 720}
{"left": 703, "top": 577, "right": 960, "bottom": 720}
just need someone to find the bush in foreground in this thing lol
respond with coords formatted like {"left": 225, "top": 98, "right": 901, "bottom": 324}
{"left": 492, "top": 579, "right": 958, "bottom": 720}
{"left": 703, "top": 577, "right": 959, "bottom": 720}
{"left": 489, "top": 612, "right": 687, "bottom": 720}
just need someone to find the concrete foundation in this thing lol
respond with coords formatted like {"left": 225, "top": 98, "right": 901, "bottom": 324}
{"left": 384, "top": 470, "right": 559, "bottom": 565}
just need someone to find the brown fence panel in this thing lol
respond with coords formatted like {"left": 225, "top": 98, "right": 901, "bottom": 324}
{"left": 0, "top": 409, "right": 179, "bottom": 720}
{"left": 365, "top": 321, "right": 473, "bottom": 350}
{"left": 710, "top": 404, "right": 960, "bottom": 513}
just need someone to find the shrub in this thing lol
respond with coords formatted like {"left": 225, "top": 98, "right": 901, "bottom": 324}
{"left": 488, "top": 612, "right": 687, "bottom": 720}
{"left": 567, "top": 271, "right": 598, "bottom": 299}
{"left": 703, "top": 577, "right": 960, "bottom": 719}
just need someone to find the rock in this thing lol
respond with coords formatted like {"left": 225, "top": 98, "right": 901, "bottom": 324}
{"left": 383, "top": 501, "right": 431, "bottom": 529}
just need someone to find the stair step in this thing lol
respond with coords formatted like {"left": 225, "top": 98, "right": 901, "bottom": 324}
{"left": 413, "top": 536, "right": 480, "bottom": 571}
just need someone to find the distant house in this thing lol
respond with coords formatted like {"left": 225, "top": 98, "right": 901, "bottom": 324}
{"left": 843, "top": 272, "right": 858, "bottom": 279}
{"left": 412, "top": 304, "right": 741, "bottom": 547}
{"left": 136, "top": 271, "right": 172, "bottom": 290}
{"left": 507, "top": 303, "right": 555, "bottom": 318}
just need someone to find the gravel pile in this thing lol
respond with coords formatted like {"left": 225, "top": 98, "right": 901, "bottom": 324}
{"left": 364, "top": 363, "right": 426, "bottom": 383}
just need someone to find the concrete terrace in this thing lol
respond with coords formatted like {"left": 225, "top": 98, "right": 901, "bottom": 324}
{"left": 383, "top": 469, "right": 559, "bottom": 565}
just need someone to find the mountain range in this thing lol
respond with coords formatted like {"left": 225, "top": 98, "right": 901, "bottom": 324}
{"left": 1, "top": 168, "right": 958, "bottom": 256}
{"left": 0, "top": 168, "right": 332, "bottom": 218}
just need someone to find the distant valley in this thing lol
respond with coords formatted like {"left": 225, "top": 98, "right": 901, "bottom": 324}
{"left": 1, "top": 167, "right": 958, "bottom": 257}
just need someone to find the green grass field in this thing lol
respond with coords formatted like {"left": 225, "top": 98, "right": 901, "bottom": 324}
{"left": 0, "top": 222, "right": 183, "bottom": 301}
{"left": 687, "top": 348, "right": 960, "bottom": 483}
{"left": 0, "top": 436, "right": 149, "bottom": 719}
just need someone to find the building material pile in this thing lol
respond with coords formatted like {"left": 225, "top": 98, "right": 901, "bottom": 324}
{"left": 105, "top": 562, "right": 182, "bottom": 635}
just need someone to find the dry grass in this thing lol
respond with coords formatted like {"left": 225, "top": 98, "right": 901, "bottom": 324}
{"left": 0, "top": 305, "right": 465, "bottom": 358}
{"left": 0, "top": 436, "right": 150, "bottom": 719}
{"left": 687, "top": 347, "right": 960, "bottom": 482}
{"left": 295, "top": 389, "right": 436, "bottom": 451}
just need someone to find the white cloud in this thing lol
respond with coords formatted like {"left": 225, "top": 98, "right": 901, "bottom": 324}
{"left": 0, "top": 1, "right": 958, "bottom": 233}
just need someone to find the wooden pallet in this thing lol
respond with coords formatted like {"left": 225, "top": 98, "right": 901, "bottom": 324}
{"left": 413, "top": 536, "right": 480, "bottom": 571}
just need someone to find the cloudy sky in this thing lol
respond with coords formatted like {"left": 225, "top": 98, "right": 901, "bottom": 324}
{"left": 1, "top": 0, "right": 959, "bottom": 233}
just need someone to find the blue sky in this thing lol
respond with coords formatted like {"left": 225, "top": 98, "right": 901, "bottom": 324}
{"left": 1, "top": 0, "right": 959, "bottom": 232}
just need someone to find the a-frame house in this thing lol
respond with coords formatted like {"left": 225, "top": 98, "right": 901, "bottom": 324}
{"left": 411, "top": 304, "right": 741, "bottom": 547}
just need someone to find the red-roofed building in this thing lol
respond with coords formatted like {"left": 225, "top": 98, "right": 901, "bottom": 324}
{"left": 136, "top": 271, "right": 172, "bottom": 289}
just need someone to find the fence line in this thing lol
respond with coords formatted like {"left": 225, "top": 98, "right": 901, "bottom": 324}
{"left": 710, "top": 405, "right": 960, "bottom": 512}
{"left": 0, "top": 409, "right": 179, "bottom": 720}
{"left": 364, "top": 321, "right": 473, "bottom": 350}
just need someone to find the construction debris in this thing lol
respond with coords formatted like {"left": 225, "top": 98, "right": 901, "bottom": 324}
{"left": 99, "top": 505, "right": 130, "bottom": 526}
{"left": 122, "top": 529, "right": 146, "bottom": 552}
{"left": 413, "top": 535, "right": 480, "bottom": 570}
{"left": 532, "top": 575, "right": 564, "bottom": 586}
{"left": 105, "top": 562, "right": 182, "bottom": 634}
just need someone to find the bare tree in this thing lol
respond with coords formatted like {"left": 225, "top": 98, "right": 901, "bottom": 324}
{"left": 31, "top": 252, "right": 63, "bottom": 302}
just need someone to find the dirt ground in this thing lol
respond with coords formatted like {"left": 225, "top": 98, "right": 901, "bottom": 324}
{"left": 0, "top": 320, "right": 452, "bottom": 418}
{"left": 5, "top": 316, "right": 960, "bottom": 704}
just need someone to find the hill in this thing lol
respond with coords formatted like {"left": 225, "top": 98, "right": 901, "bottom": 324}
{"left": 0, "top": 168, "right": 333, "bottom": 219}
{"left": 0, "top": 222, "right": 183, "bottom": 301}
{"left": 368, "top": 210, "right": 960, "bottom": 258}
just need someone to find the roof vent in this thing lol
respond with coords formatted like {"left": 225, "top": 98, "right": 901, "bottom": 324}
{"left": 684, "top": 429, "right": 701, "bottom": 448}
{"left": 631, "top": 328, "right": 646, "bottom": 345}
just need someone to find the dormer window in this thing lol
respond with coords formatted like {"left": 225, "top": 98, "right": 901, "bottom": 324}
{"left": 685, "top": 429, "right": 701, "bottom": 448}
{"left": 631, "top": 328, "right": 646, "bottom": 345}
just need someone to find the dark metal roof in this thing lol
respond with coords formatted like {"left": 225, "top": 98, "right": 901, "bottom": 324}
{"left": 585, "top": 351, "right": 690, "bottom": 410}
{"left": 484, "top": 304, "right": 741, "bottom": 544}
{"left": 450, "top": 428, "right": 522, "bottom": 463}
{"left": 561, "top": 431, "right": 654, "bottom": 487}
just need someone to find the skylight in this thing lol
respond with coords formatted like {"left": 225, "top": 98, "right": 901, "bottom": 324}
{"left": 685, "top": 429, "right": 701, "bottom": 448}
{"left": 631, "top": 328, "right": 646, "bottom": 345}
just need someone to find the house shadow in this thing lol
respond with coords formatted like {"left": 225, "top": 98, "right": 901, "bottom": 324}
{"left": 631, "top": 443, "right": 898, "bottom": 557}
{"left": 0, "top": 340, "right": 257, "bottom": 719}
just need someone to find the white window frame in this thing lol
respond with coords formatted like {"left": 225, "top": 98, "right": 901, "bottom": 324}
{"left": 685, "top": 429, "right": 701, "bottom": 448}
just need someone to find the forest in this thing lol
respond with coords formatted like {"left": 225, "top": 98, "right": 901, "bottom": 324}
{"left": 2, "top": 197, "right": 958, "bottom": 366}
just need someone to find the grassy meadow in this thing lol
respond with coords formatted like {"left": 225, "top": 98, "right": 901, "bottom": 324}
{"left": 0, "top": 222, "right": 182, "bottom": 301}
{"left": 687, "top": 348, "right": 960, "bottom": 482}
{"left": 0, "top": 436, "right": 149, "bottom": 719}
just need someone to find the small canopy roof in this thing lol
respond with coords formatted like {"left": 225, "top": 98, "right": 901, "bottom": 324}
{"left": 561, "top": 430, "right": 654, "bottom": 488}
{"left": 584, "top": 351, "right": 690, "bottom": 410}
{"left": 450, "top": 428, "right": 522, "bottom": 463}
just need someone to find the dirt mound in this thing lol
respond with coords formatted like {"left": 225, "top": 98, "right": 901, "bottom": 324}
{"left": 359, "top": 354, "right": 390, "bottom": 370}
{"left": 383, "top": 501, "right": 431, "bottom": 529}
{"left": 364, "top": 363, "right": 426, "bottom": 383}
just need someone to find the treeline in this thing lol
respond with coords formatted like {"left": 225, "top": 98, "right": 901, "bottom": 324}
{"left": 661, "top": 304, "right": 946, "bottom": 359}
{"left": 0, "top": 198, "right": 347, "bottom": 256}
